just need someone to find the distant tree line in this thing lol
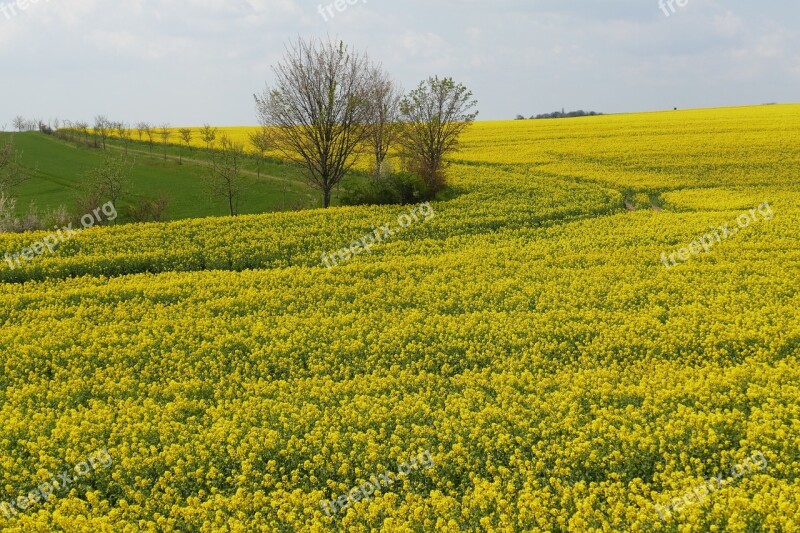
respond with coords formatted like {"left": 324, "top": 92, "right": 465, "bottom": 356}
{"left": 45, "top": 117, "right": 250, "bottom": 218}
{"left": 515, "top": 109, "right": 603, "bottom": 120}
{"left": 10, "top": 116, "right": 58, "bottom": 134}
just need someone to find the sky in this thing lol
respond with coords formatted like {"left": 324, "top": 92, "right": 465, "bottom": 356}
{"left": 0, "top": 0, "right": 798, "bottom": 128}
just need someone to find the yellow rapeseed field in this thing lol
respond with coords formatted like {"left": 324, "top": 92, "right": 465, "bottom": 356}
{"left": 1, "top": 105, "right": 799, "bottom": 531}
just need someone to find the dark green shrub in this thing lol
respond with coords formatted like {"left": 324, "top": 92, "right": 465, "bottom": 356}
{"left": 340, "top": 171, "right": 433, "bottom": 206}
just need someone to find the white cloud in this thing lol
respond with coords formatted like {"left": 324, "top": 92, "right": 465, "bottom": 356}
{"left": 712, "top": 10, "right": 744, "bottom": 38}
{"left": 1, "top": 0, "right": 798, "bottom": 125}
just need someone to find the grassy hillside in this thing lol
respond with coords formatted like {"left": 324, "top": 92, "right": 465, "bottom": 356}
{"left": 0, "top": 105, "right": 798, "bottom": 531}
{"left": 1, "top": 131, "right": 321, "bottom": 221}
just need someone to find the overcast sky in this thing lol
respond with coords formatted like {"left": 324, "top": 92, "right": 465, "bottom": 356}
{"left": 1, "top": 0, "right": 798, "bottom": 128}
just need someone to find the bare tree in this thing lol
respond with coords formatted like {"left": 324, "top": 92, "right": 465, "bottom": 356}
{"left": 58, "top": 120, "right": 72, "bottom": 142}
{"left": 116, "top": 122, "right": 132, "bottom": 156}
{"left": 135, "top": 122, "right": 147, "bottom": 142}
{"left": 12, "top": 116, "right": 25, "bottom": 133}
{"left": 205, "top": 134, "right": 246, "bottom": 216}
{"left": 142, "top": 123, "right": 155, "bottom": 154}
{"left": 75, "top": 121, "right": 90, "bottom": 146}
{"left": 365, "top": 66, "right": 402, "bottom": 178}
{"left": 254, "top": 38, "right": 373, "bottom": 208}
{"left": 94, "top": 115, "right": 111, "bottom": 149}
{"left": 248, "top": 128, "right": 270, "bottom": 178}
{"left": 158, "top": 124, "right": 171, "bottom": 160}
{"left": 398, "top": 76, "right": 478, "bottom": 191}
{"left": 178, "top": 128, "right": 193, "bottom": 164}
{"left": 199, "top": 124, "right": 218, "bottom": 151}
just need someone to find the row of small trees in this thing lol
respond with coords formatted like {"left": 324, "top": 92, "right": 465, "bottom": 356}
{"left": 54, "top": 118, "right": 234, "bottom": 168}
{"left": 11, "top": 116, "right": 45, "bottom": 133}
{"left": 515, "top": 109, "right": 602, "bottom": 120}
{"left": 10, "top": 117, "right": 59, "bottom": 134}
{"left": 61, "top": 118, "right": 171, "bottom": 159}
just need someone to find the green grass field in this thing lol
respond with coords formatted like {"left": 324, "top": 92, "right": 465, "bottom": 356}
{"left": 0, "top": 132, "right": 336, "bottom": 221}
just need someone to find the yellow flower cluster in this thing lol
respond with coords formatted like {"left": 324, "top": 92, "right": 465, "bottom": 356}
{"left": 1, "top": 105, "right": 799, "bottom": 530}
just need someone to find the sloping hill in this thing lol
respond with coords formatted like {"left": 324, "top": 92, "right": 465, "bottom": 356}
{"left": 1, "top": 132, "right": 318, "bottom": 220}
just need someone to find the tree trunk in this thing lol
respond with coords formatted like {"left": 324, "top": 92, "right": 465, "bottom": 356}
{"left": 323, "top": 188, "right": 331, "bottom": 208}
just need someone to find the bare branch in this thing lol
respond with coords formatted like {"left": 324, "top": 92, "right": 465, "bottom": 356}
{"left": 254, "top": 37, "right": 373, "bottom": 207}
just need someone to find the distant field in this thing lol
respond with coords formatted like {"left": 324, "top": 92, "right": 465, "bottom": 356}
{"left": 0, "top": 105, "right": 798, "bottom": 530}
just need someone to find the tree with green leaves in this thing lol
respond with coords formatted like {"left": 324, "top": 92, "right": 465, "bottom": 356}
{"left": 398, "top": 76, "right": 478, "bottom": 191}
{"left": 82, "top": 157, "right": 129, "bottom": 224}
{"left": 199, "top": 124, "right": 218, "bottom": 151}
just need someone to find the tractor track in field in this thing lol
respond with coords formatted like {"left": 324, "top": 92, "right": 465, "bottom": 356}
{"left": 105, "top": 143, "right": 316, "bottom": 199}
